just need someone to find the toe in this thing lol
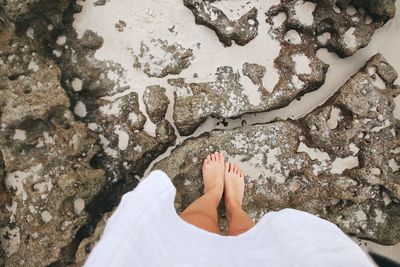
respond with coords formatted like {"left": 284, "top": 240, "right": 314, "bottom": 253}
{"left": 212, "top": 153, "right": 216, "bottom": 162}
{"left": 215, "top": 152, "right": 220, "bottom": 162}
{"left": 225, "top": 163, "right": 229, "bottom": 173}
{"left": 219, "top": 151, "right": 225, "bottom": 163}
{"left": 207, "top": 155, "right": 211, "bottom": 164}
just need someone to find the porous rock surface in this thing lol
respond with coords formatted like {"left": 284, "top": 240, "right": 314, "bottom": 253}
{"left": 0, "top": 26, "right": 69, "bottom": 126}
{"left": 133, "top": 39, "right": 194, "bottom": 78}
{"left": 51, "top": 21, "right": 177, "bottom": 267}
{"left": 156, "top": 54, "right": 400, "bottom": 245}
{"left": 3, "top": 0, "right": 70, "bottom": 23}
{"left": 173, "top": 0, "right": 394, "bottom": 136}
{"left": 267, "top": 0, "right": 393, "bottom": 57}
{"left": 54, "top": 29, "right": 177, "bottom": 187}
{"left": 337, "top": 0, "right": 397, "bottom": 21}
{"left": 143, "top": 85, "right": 170, "bottom": 123}
{"left": 171, "top": 53, "right": 327, "bottom": 135}
{"left": 74, "top": 212, "right": 112, "bottom": 267}
{"left": 0, "top": 20, "right": 106, "bottom": 267}
{"left": 183, "top": 0, "right": 259, "bottom": 46}
{"left": 0, "top": 1, "right": 176, "bottom": 266}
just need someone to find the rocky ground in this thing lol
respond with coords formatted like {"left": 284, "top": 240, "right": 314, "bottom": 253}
{"left": 0, "top": 0, "right": 399, "bottom": 266}
{"left": 157, "top": 54, "right": 400, "bottom": 243}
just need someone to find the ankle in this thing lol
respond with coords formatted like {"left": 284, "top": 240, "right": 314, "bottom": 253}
{"left": 204, "top": 188, "right": 222, "bottom": 207}
{"left": 225, "top": 200, "right": 242, "bottom": 218}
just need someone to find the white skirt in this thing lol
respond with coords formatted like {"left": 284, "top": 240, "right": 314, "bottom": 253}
{"left": 85, "top": 170, "right": 375, "bottom": 267}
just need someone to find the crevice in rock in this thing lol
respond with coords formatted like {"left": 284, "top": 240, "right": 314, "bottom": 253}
{"left": 155, "top": 54, "right": 400, "bottom": 244}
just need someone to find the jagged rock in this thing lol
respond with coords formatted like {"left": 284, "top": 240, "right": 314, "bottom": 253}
{"left": 51, "top": 27, "right": 178, "bottom": 181}
{"left": 242, "top": 63, "right": 266, "bottom": 85}
{"left": 74, "top": 212, "right": 112, "bottom": 266}
{"left": 337, "top": 0, "right": 397, "bottom": 21}
{"left": 89, "top": 91, "right": 176, "bottom": 178}
{"left": 183, "top": 0, "right": 259, "bottom": 46}
{"left": 0, "top": 153, "right": 7, "bottom": 212}
{"left": 1, "top": 0, "right": 71, "bottom": 63}
{"left": 359, "top": 0, "right": 396, "bottom": 20}
{"left": 47, "top": 23, "right": 178, "bottom": 266}
{"left": 267, "top": 0, "right": 393, "bottom": 57}
{"left": 0, "top": 24, "right": 106, "bottom": 266}
{"left": 173, "top": 0, "right": 395, "bottom": 135}
{"left": 0, "top": 110, "right": 106, "bottom": 266}
{"left": 3, "top": 0, "right": 70, "bottom": 24}
{"left": 55, "top": 28, "right": 177, "bottom": 185}
{"left": 94, "top": 0, "right": 110, "bottom": 7}
{"left": 172, "top": 51, "right": 327, "bottom": 135}
{"left": 133, "top": 39, "right": 193, "bottom": 78}
{"left": 0, "top": 23, "right": 69, "bottom": 126}
{"left": 54, "top": 29, "right": 118, "bottom": 98}
{"left": 155, "top": 54, "right": 400, "bottom": 245}
{"left": 143, "top": 85, "right": 170, "bottom": 124}
{"left": 0, "top": 152, "right": 7, "bottom": 265}
{"left": 0, "top": 2, "right": 5, "bottom": 30}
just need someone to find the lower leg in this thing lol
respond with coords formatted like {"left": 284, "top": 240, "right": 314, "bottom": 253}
{"left": 180, "top": 190, "right": 221, "bottom": 234}
{"left": 226, "top": 202, "right": 255, "bottom": 236}
{"left": 180, "top": 152, "right": 225, "bottom": 234}
{"left": 224, "top": 163, "right": 255, "bottom": 236}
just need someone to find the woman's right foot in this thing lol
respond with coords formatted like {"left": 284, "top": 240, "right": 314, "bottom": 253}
{"left": 224, "top": 163, "right": 245, "bottom": 218}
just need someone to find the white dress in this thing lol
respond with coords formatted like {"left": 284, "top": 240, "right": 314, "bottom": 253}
{"left": 84, "top": 170, "right": 375, "bottom": 267}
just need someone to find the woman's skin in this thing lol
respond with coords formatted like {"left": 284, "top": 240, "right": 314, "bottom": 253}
{"left": 180, "top": 152, "right": 255, "bottom": 235}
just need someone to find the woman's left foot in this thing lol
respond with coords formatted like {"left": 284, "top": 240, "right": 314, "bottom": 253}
{"left": 202, "top": 152, "right": 225, "bottom": 204}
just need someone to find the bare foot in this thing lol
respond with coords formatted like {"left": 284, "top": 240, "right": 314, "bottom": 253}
{"left": 224, "top": 163, "right": 245, "bottom": 216}
{"left": 202, "top": 152, "right": 225, "bottom": 203}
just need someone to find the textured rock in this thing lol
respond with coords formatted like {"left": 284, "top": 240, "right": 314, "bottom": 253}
{"left": 267, "top": 0, "right": 391, "bottom": 57}
{"left": 172, "top": 52, "right": 327, "bottom": 135}
{"left": 55, "top": 29, "right": 177, "bottom": 184}
{"left": 0, "top": 116, "right": 106, "bottom": 266}
{"left": 172, "top": 0, "right": 396, "bottom": 136}
{"left": 46, "top": 17, "right": 178, "bottom": 265}
{"left": 341, "top": 0, "right": 397, "bottom": 21}
{"left": 183, "top": 0, "right": 259, "bottom": 46}
{"left": 155, "top": 54, "right": 400, "bottom": 245}
{"left": 89, "top": 91, "right": 176, "bottom": 179}
{"left": 143, "top": 85, "right": 170, "bottom": 124}
{"left": 0, "top": 151, "right": 7, "bottom": 265}
{"left": 133, "top": 39, "right": 194, "bottom": 78}
{"left": 0, "top": 23, "right": 106, "bottom": 266}
{"left": 0, "top": 23, "right": 69, "bottom": 126}
{"left": 3, "top": 0, "right": 70, "bottom": 24}
{"left": 94, "top": 0, "right": 110, "bottom": 7}
{"left": 74, "top": 212, "right": 112, "bottom": 266}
